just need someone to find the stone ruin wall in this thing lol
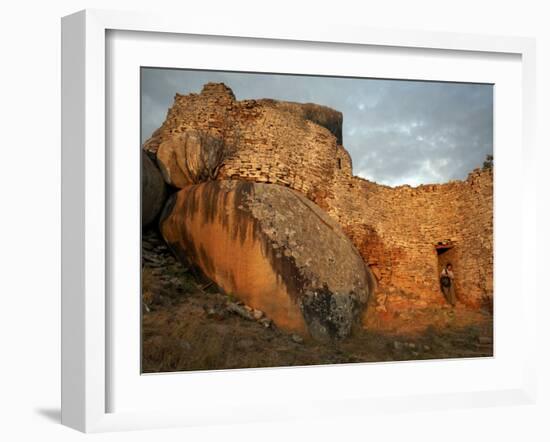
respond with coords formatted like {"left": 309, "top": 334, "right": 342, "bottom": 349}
{"left": 144, "top": 83, "right": 343, "bottom": 203}
{"left": 323, "top": 163, "right": 493, "bottom": 309}
{"left": 145, "top": 83, "right": 493, "bottom": 311}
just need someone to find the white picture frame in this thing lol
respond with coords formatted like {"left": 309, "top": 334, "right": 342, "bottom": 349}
{"left": 61, "top": 9, "right": 537, "bottom": 433}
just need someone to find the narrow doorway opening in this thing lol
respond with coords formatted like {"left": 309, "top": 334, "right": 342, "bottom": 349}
{"left": 435, "top": 242, "right": 454, "bottom": 271}
{"left": 435, "top": 241, "right": 458, "bottom": 302}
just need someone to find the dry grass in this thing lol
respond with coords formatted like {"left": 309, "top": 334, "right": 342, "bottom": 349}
{"left": 142, "top": 287, "right": 493, "bottom": 373}
{"left": 141, "top": 267, "right": 156, "bottom": 306}
{"left": 141, "top": 229, "right": 493, "bottom": 373}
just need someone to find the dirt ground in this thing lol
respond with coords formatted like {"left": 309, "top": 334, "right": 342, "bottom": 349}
{"left": 141, "top": 229, "right": 493, "bottom": 373}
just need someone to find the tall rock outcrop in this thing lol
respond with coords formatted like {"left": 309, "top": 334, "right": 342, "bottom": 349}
{"left": 160, "top": 180, "right": 375, "bottom": 341}
{"left": 156, "top": 129, "right": 233, "bottom": 188}
{"left": 257, "top": 99, "right": 343, "bottom": 145}
{"left": 141, "top": 151, "right": 167, "bottom": 228}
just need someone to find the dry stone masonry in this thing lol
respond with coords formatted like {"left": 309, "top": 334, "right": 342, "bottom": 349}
{"left": 326, "top": 169, "right": 493, "bottom": 312}
{"left": 144, "top": 82, "right": 493, "bottom": 336}
{"left": 144, "top": 83, "right": 344, "bottom": 203}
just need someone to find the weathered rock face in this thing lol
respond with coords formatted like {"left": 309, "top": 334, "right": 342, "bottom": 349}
{"left": 160, "top": 180, "right": 375, "bottom": 341}
{"left": 257, "top": 99, "right": 343, "bottom": 145}
{"left": 156, "top": 129, "right": 232, "bottom": 188}
{"left": 141, "top": 151, "right": 167, "bottom": 228}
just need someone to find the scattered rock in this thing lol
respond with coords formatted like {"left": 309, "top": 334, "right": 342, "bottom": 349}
{"left": 393, "top": 341, "right": 403, "bottom": 350}
{"left": 259, "top": 318, "right": 272, "bottom": 329}
{"left": 226, "top": 302, "right": 254, "bottom": 320}
{"left": 253, "top": 309, "right": 264, "bottom": 320}
{"left": 291, "top": 334, "right": 304, "bottom": 344}
{"left": 205, "top": 305, "right": 226, "bottom": 321}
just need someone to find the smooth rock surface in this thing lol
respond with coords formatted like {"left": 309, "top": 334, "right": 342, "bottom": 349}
{"left": 156, "top": 129, "right": 230, "bottom": 188}
{"left": 141, "top": 151, "right": 167, "bottom": 228}
{"left": 258, "top": 99, "right": 343, "bottom": 145}
{"left": 160, "top": 180, "right": 375, "bottom": 340}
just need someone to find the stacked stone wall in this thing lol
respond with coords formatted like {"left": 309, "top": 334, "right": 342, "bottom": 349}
{"left": 144, "top": 83, "right": 343, "bottom": 203}
{"left": 323, "top": 169, "right": 493, "bottom": 308}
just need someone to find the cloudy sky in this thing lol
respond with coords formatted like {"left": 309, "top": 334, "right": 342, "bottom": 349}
{"left": 141, "top": 68, "right": 493, "bottom": 187}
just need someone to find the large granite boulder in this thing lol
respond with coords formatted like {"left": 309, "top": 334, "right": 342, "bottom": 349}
{"left": 141, "top": 151, "right": 167, "bottom": 228}
{"left": 156, "top": 129, "right": 233, "bottom": 188}
{"left": 160, "top": 180, "right": 375, "bottom": 341}
{"left": 258, "top": 99, "right": 343, "bottom": 145}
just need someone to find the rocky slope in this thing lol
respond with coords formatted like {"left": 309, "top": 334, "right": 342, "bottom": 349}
{"left": 142, "top": 228, "right": 493, "bottom": 372}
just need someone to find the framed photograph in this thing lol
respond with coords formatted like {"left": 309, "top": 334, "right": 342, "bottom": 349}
{"left": 61, "top": 9, "right": 537, "bottom": 433}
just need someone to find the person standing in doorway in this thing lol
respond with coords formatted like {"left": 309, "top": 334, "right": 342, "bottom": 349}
{"left": 440, "top": 263, "right": 457, "bottom": 307}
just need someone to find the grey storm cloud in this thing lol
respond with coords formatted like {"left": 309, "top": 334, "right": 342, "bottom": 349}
{"left": 141, "top": 68, "right": 493, "bottom": 187}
